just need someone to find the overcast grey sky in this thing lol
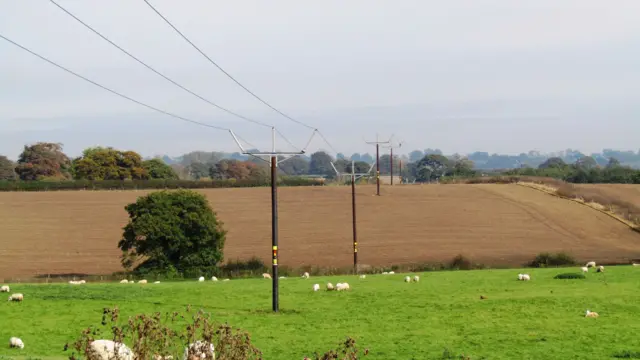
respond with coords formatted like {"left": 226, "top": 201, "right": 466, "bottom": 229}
{"left": 1, "top": 0, "right": 639, "bottom": 160}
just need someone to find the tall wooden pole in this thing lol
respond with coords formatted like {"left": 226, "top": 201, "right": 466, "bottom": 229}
{"left": 351, "top": 160, "right": 358, "bottom": 273}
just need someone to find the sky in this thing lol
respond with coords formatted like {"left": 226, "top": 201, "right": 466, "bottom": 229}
{"left": 1, "top": 0, "right": 639, "bottom": 160}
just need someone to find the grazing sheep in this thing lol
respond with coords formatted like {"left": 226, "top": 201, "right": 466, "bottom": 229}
{"left": 79, "top": 280, "right": 86, "bottom": 284}
{"left": 183, "top": 340, "right": 215, "bottom": 360}
{"left": 517, "top": 273, "right": 524, "bottom": 280}
{"left": 120, "top": 280, "right": 129, "bottom": 284}
{"left": 69, "top": 280, "right": 83, "bottom": 285}
{"left": 404, "top": 276, "right": 411, "bottom": 283}
{"left": 279, "top": 276, "right": 286, "bottom": 280}
{"left": 359, "top": 275, "right": 366, "bottom": 279}
{"left": 1, "top": 286, "right": 10, "bottom": 293}
{"left": 302, "top": 272, "right": 310, "bottom": 279}
{"left": 388, "top": 271, "right": 395, "bottom": 274}
{"left": 596, "top": 266, "right": 604, "bottom": 273}
{"left": 413, "top": 275, "right": 420, "bottom": 282}
{"left": 581, "top": 267, "right": 589, "bottom": 273}
{"left": 138, "top": 280, "right": 148, "bottom": 284}
{"left": 585, "top": 310, "right": 599, "bottom": 318}
{"left": 9, "top": 337, "right": 24, "bottom": 349}
{"left": 633, "top": 263, "right": 640, "bottom": 267}
{"left": 336, "top": 282, "right": 350, "bottom": 291}
{"left": 88, "top": 339, "right": 134, "bottom": 360}
{"left": 198, "top": 277, "right": 205, "bottom": 282}
{"left": 382, "top": 272, "right": 389, "bottom": 275}
{"left": 154, "top": 281, "right": 161, "bottom": 284}
{"left": 8, "top": 293, "right": 23, "bottom": 302}
{"left": 522, "top": 274, "right": 531, "bottom": 281}
{"left": 222, "top": 279, "right": 230, "bottom": 282}
{"left": 262, "top": 273, "right": 271, "bottom": 279}
{"left": 586, "top": 261, "right": 596, "bottom": 268}
{"left": 326, "top": 282, "right": 335, "bottom": 291}
{"left": 211, "top": 277, "right": 218, "bottom": 282}
{"left": 312, "top": 284, "right": 320, "bottom": 292}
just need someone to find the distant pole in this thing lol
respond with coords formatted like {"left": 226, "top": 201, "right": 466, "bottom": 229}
{"left": 351, "top": 160, "right": 358, "bottom": 273}
{"left": 399, "top": 158, "right": 403, "bottom": 184}
{"left": 390, "top": 147, "right": 394, "bottom": 185}
{"left": 365, "top": 134, "right": 391, "bottom": 196}
{"left": 270, "top": 154, "right": 278, "bottom": 312}
{"left": 376, "top": 143, "right": 380, "bottom": 195}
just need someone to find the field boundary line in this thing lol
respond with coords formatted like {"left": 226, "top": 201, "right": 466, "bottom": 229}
{"left": 515, "top": 182, "right": 640, "bottom": 232}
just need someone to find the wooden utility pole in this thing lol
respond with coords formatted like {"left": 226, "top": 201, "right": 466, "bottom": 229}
{"left": 365, "top": 134, "right": 391, "bottom": 195}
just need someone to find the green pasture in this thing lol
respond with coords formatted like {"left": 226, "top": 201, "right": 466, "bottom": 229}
{"left": 1, "top": 266, "right": 640, "bottom": 359}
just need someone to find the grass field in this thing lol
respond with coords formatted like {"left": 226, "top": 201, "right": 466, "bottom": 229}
{"left": 2, "top": 266, "right": 640, "bottom": 359}
{"left": 2, "top": 184, "right": 640, "bottom": 280}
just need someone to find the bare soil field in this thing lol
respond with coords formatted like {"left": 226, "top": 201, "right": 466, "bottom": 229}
{"left": 1, "top": 184, "right": 639, "bottom": 279}
{"left": 575, "top": 184, "right": 640, "bottom": 204}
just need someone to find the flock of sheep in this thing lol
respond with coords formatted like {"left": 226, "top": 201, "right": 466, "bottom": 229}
{"left": 2, "top": 260, "right": 614, "bottom": 355}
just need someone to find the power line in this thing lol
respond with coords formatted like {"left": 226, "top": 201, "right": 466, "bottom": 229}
{"left": 48, "top": 0, "right": 273, "bottom": 129}
{"left": 0, "top": 32, "right": 231, "bottom": 132}
{"left": 141, "top": 0, "right": 339, "bottom": 153}
{"left": 142, "top": 0, "right": 312, "bottom": 130}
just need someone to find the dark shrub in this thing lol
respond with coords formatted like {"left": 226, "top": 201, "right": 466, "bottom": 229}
{"left": 554, "top": 273, "right": 586, "bottom": 280}
{"left": 449, "top": 254, "right": 473, "bottom": 270}
{"left": 528, "top": 252, "right": 576, "bottom": 268}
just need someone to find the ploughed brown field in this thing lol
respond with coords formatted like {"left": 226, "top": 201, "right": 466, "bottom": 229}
{"left": 1, "top": 184, "right": 640, "bottom": 279}
{"left": 575, "top": 184, "right": 640, "bottom": 204}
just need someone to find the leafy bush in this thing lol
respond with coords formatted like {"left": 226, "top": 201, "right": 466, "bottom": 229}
{"left": 221, "top": 257, "right": 268, "bottom": 278}
{"left": 554, "top": 273, "right": 586, "bottom": 280}
{"left": 118, "top": 190, "right": 226, "bottom": 275}
{"left": 613, "top": 350, "right": 640, "bottom": 358}
{"left": 528, "top": 252, "right": 576, "bottom": 268}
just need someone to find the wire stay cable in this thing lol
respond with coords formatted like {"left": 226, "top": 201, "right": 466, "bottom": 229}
{"left": 48, "top": 0, "right": 273, "bottom": 129}
{"left": 0, "top": 32, "right": 231, "bottom": 131}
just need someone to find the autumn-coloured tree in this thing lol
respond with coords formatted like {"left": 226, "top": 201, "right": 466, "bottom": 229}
{"left": 73, "top": 147, "right": 148, "bottom": 180}
{"left": 15, "top": 142, "right": 72, "bottom": 181}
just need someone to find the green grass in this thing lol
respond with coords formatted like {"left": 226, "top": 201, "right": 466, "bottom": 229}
{"left": 1, "top": 266, "right": 640, "bottom": 359}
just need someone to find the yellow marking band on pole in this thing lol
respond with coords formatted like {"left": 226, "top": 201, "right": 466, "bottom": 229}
{"left": 272, "top": 246, "right": 278, "bottom": 250}
{"left": 273, "top": 259, "right": 278, "bottom": 265}
{"left": 354, "top": 249, "right": 358, "bottom": 253}
{"left": 354, "top": 242, "right": 357, "bottom": 246}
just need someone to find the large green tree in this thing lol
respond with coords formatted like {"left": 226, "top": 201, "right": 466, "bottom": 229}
{"left": 118, "top": 190, "right": 226, "bottom": 274}
{"left": 309, "top": 151, "right": 334, "bottom": 177}
{"left": 414, "top": 154, "right": 450, "bottom": 182}
{"left": 0, "top": 155, "right": 16, "bottom": 180}
{"left": 142, "top": 159, "right": 179, "bottom": 179}
{"left": 15, "top": 142, "right": 72, "bottom": 180}
{"left": 73, "top": 147, "right": 147, "bottom": 180}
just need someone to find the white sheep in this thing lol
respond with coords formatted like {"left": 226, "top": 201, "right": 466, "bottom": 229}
{"left": 382, "top": 272, "right": 389, "bottom": 275}
{"left": 404, "top": 276, "right": 411, "bottom": 283}
{"left": 138, "top": 279, "right": 148, "bottom": 284}
{"left": 88, "top": 339, "right": 134, "bottom": 360}
{"left": 222, "top": 279, "right": 230, "bottom": 282}
{"left": 262, "top": 273, "right": 271, "bottom": 279}
{"left": 183, "top": 340, "right": 215, "bottom": 360}
{"left": 585, "top": 310, "right": 599, "bottom": 318}
{"left": 326, "top": 282, "right": 335, "bottom": 291}
{"left": 522, "top": 274, "right": 531, "bottom": 281}
{"left": 359, "top": 275, "right": 366, "bottom": 279}
{"left": 154, "top": 281, "right": 161, "bottom": 284}
{"left": 586, "top": 261, "right": 596, "bottom": 268}
{"left": 336, "top": 282, "right": 350, "bottom": 291}
{"left": 8, "top": 293, "right": 23, "bottom": 302}
{"left": 596, "top": 265, "right": 604, "bottom": 273}
{"left": 119, "top": 279, "right": 129, "bottom": 284}
{"left": 302, "top": 272, "right": 310, "bottom": 279}
{"left": 412, "top": 275, "right": 420, "bottom": 282}
{"left": 79, "top": 280, "right": 86, "bottom": 284}
{"left": 389, "top": 271, "right": 395, "bottom": 274}
{"left": 1, "top": 285, "right": 10, "bottom": 293}
{"left": 517, "top": 273, "right": 524, "bottom": 280}
{"left": 198, "top": 276, "right": 205, "bottom": 282}
{"left": 633, "top": 263, "right": 640, "bottom": 267}
{"left": 312, "top": 284, "right": 320, "bottom": 292}
{"left": 211, "top": 277, "right": 218, "bottom": 282}
{"left": 69, "top": 280, "right": 82, "bottom": 285}
{"left": 279, "top": 276, "right": 286, "bottom": 279}
{"left": 9, "top": 337, "right": 24, "bottom": 349}
{"left": 581, "top": 267, "right": 589, "bottom": 273}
